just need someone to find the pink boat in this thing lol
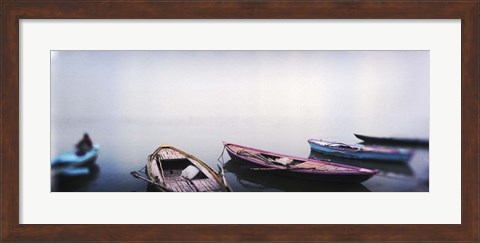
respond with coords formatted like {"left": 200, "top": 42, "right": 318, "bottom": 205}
{"left": 223, "top": 142, "right": 378, "bottom": 183}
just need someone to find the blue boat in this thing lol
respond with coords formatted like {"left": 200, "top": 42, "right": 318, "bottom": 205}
{"left": 308, "top": 139, "right": 412, "bottom": 163}
{"left": 51, "top": 145, "right": 100, "bottom": 176}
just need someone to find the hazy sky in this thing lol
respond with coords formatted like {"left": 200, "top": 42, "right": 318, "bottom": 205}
{"left": 51, "top": 51, "right": 429, "bottom": 137}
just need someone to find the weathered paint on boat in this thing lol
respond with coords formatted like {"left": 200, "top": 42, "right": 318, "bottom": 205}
{"left": 223, "top": 142, "right": 378, "bottom": 183}
{"left": 354, "top": 133, "right": 429, "bottom": 146}
{"left": 146, "top": 145, "right": 232, "bottom": 192}
{"left": 308, "top": 139, "right": 412, "bottom": 162}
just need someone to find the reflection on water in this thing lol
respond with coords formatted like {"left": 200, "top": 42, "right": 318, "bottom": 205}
{"left": 52, "top": 164, "right": 100, "bottom": 192}
{"left": 223, "top": 159, "right": 371, "bottom": 192}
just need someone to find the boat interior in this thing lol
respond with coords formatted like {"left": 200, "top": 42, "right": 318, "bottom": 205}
{"left": 153, "top": 150, "right": 224, "bottom": 192}
{"left": 158, "top": 158, "right": 209, "bottom": 180}
{"left": 255, "top": 153, "right": 304, "bottom": 166}
{"left": 324, "top": 142, "right": 362, "bottom": 150}
{"left": 229, "top": 145, "right": 361, "bottom": 172}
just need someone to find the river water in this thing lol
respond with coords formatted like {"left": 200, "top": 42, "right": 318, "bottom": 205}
{"left": 51, "top": 50, "right": 429, "bottom": 192}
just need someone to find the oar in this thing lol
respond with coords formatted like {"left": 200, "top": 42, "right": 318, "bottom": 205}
{"left": 217, "top": 165, "right": 232, "bottom": 191}
{"left": 217, "top": 165, "right": 227, "bottom": 184}
{"left": 130, "top": 171, "right": 173, "bottom": 192}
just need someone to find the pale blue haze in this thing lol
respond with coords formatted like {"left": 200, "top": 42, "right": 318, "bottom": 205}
{"left": 51, "top": 51, "right": 429, "bottom": 192}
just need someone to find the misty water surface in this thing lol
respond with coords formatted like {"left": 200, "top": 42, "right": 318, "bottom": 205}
{"left": 51, "top": 50, "right": 429, "bottom": 192}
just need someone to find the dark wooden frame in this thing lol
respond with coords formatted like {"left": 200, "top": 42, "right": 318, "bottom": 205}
{"left": 1, "top": 1, "right": 478, "bottom": 242}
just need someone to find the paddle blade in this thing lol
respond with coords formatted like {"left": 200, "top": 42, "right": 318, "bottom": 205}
{"left": 130, "top": 171, "right": 141, "bottom": 179}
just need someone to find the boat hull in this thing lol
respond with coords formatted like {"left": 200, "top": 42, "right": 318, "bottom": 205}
{"left": 224, "top": 142, "right": 377, "bottom": 183}
{"left": 354, "top": 133, "right": 429, "bottom": 146}
{"left": 308, "top": 140, "right": 412, "bottom": 163}
{"left": 224, "top": 159, "right": 372, "bottom": 192}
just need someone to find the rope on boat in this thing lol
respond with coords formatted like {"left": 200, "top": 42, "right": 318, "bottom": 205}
{"left": 137, "top": 165, "right": 147, "bottom": 174}
{"left": 217, "top": 145, "right": 275, "bottom": 165}
{"left": 216, "top": 145, "right": 228, "bottom": 165}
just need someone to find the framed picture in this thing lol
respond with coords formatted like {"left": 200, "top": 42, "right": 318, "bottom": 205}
{"left": 1, "top": 1, "right": 478, "bottom": 242}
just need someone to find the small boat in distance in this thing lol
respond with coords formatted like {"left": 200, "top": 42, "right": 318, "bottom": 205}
{"left": 51, "top": 133, "right": 99, "bottom": 176}
{"left": 223, "top": 142, "right": 378, "bottom": 183}
{"left": 308, "top": 139, "right": 412, "bottom": 163}
{"left": 141, "top": 145, "right": 232, "bottom": 192}
{"left": 354, "top": 133, "right": 429, "bottom": 146}
{"left": 51, "top": 145, "right": 100, "bottom": 176}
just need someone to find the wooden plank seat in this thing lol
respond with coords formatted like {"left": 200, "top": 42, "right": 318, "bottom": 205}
{"left": 157, "top": 148, "right": 187, "bottom": 160}
{"left": 191, "top": 178, "right": 223, "bottom": 192}
{"left": 163, "top": 171, "right": 223, "bottom": 192}
{"left": 166, "top": 180, "right": 196, "bottom": 192}
{"left": 163, "top": 169, "right": 183, "bottom": 180}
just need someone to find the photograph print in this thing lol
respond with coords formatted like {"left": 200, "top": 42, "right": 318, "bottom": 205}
{"left": 51, "top": 50, "right": 429, "bottom": 192}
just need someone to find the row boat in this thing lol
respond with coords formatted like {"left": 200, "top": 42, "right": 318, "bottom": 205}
{"left": 145, "top": 145, "right": 232, "bottom": 192}
{"left": 223, "top": 142, "right": 378, "bottom": 183}
{"left": 51, "top": 145, "right": 100, "bottom": 176}
{"left": 354, "top": 133, "right": 429, "bottom": 146}
{"left": 308, "top": 139, "right": 412, "bottom": 163}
